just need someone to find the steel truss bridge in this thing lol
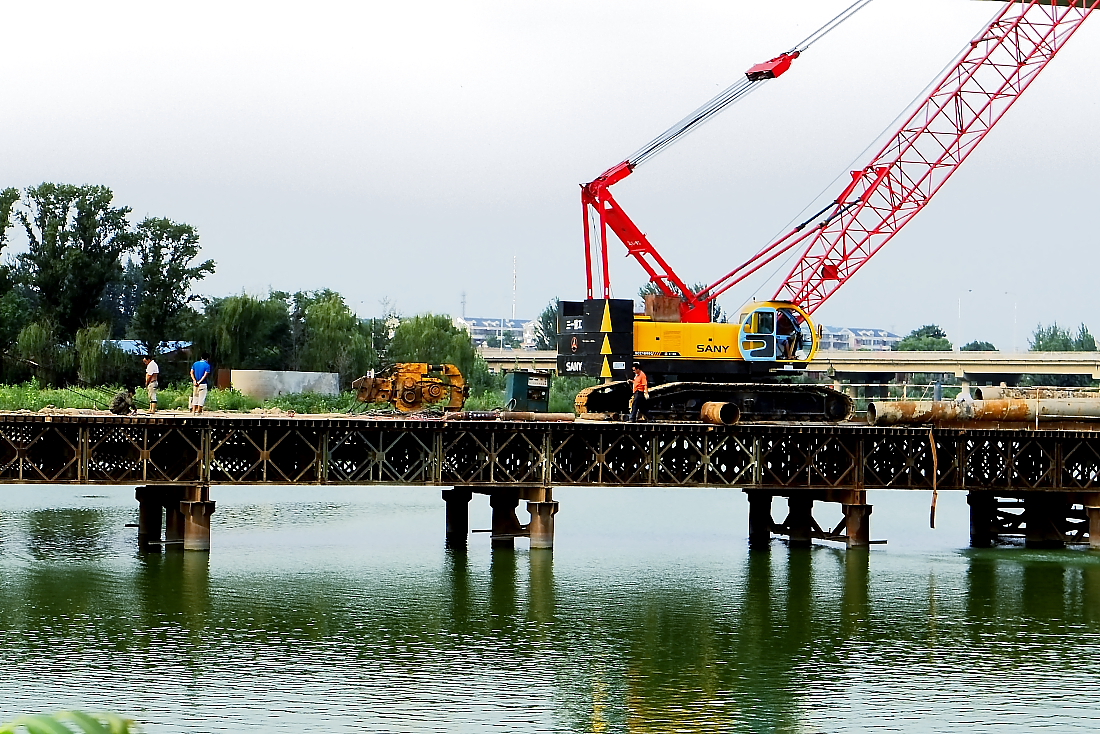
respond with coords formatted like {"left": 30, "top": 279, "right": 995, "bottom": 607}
{"left": 2, "top": 414, "right": 1100, "bottom": 551}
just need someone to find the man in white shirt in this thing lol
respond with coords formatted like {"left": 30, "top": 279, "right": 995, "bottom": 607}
{"left": 143, "top": 356, "right": 159, "bottom": 413}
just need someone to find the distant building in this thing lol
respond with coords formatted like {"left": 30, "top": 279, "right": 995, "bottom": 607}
{"left": 819, "top": 326, "right": 900, "bottom": 351}
{"left": 453, "top": 317, "right": 536, "bottom": 349}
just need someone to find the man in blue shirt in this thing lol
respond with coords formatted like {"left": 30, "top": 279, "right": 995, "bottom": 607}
{"left": 190, "top": 354, "right": 212, "bottom": 414}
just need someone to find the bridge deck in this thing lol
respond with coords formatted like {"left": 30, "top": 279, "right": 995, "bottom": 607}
{"left": 2, "top": 412, "right": 1099, "bottom": 493}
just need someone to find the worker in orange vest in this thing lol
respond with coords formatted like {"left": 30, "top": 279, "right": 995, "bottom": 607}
{"left": 629, "top": 363, "right": 649, "bottom": 422}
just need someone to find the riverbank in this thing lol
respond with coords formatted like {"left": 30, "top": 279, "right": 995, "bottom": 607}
{"left": 0, "top": 378, "right": 594, "bottom": 415}
{"left": 0, "top": 383, "right": 360, "bottom": 414}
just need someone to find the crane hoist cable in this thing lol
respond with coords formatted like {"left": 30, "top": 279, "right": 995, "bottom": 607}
{"left": 628, "top": 0, "right": 874, "bottom": 168}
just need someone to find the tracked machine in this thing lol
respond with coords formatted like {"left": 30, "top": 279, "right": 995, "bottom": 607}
{"left": 558, "top": 0, "right": 1096, "bottom": 423}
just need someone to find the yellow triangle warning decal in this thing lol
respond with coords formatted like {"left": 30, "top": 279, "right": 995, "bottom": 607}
{"left": 600, "top": 301, "right": 613, "bottom": 332}
{"left": 600, "top": 356, "right": 612, "bottom": 378}
{"left": 601, "top": 335, "right": 612, "bottom": 355}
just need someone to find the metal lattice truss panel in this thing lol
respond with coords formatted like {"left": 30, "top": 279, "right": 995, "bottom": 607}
{"left": 1, "top": 415, "right": 1100, "bottom": 490}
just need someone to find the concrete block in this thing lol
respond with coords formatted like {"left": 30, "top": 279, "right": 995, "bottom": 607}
{"left": 231, "top": 370, "right": 341, "bottom": 400}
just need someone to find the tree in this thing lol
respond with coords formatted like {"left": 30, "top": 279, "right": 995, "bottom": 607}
{"left": 189, "top": 292, "right": 293, "bottom": 370}
{"left": 0, "top": 187, "right": 18, "bottom": 250}
{"left": 129, "top": 218, "right": 215, "bottom": 355}
{"left": 14, "top": 184, "right": 133, "bottom": 339}
{"left": 15, "top": 320, "right": 70, "bottom": 385}
{"left": 1030, "top": 323, "right": 1095, "bottom": 352}
{"left": 294, "top": 290, "right": 376, "bottom": 382}
{"left": 1025, "top": 322, "right": 1096, "bottom": 387}
{"left": 0, "top": 188, "right": 31, "bottom": 355}
{"left": 99, "top": 258, "right": 143, "bottom": 339}
{"left": 534, "top": 299, "right": 558, "bottom": 350}
{"left": 894, "top": 324, "right": 952, "bottom": 351}
{"left": 387, "top": 313, "right": 496, "bottom": 394}
{"left": 961, "top": 340, "right": 997, "bottom": 351}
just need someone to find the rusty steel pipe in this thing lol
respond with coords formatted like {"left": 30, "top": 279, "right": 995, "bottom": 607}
{"left": 500, "top": 412, "right": 576, "bottom": 422}
{"left": 868, "top": 399, "right": 1100, "bottom": 426}
{"left": 975, "top": 386, "right": 1100, "bottom": 401}
{"left": 700, "top": 401, "right": 740, "bottom": 425}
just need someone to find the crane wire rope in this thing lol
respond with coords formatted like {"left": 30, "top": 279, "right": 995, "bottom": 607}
{"left": 628, "top": 0, "right": 875, "bottom": 169}
{"left": 727, "top": 1, "right": 1006, "bottom": 315}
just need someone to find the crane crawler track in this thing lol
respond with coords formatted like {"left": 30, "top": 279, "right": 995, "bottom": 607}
{"left": 576, "top": 381, "right": 853, "bottom": 424}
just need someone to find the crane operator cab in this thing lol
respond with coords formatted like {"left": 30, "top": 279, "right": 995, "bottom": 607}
{"left": 737, "top": 301, "right": 817, "bottom": 364}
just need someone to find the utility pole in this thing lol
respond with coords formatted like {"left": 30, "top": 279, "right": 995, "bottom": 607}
{"left": 511, "top": 256, "right": 517, "bottom": 320}
{"left": 461, "top": 292, "right": 466, "bottom": 320}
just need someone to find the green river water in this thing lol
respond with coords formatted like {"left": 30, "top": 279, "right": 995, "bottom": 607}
{"left": 2, "top": 485, "right": 1099, "bottom": 733}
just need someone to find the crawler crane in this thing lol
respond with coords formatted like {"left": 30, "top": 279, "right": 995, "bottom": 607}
{"left": 557, "top": 0, "right": 1097, "bottom": 422}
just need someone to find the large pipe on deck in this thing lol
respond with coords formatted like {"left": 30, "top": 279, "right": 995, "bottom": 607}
{"left": 700, "top": 401, "right": 740, "bottom": 425}
{"left": 975, "top": 386, "right": 1100, "bottom": 401}
{"left": 868, "top": 399, "right": 1100, "bottom": 426}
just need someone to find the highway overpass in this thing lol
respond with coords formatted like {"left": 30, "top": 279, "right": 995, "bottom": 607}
{"left": 480, "top": 348, "right": 1100, "bottom": 381}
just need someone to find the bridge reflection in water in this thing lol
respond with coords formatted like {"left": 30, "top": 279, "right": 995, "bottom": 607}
{"left": 2, "top": 491, "right": 1100, "bottom": 732}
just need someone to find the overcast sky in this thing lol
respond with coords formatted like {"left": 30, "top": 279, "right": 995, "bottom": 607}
{"left": 2, "top": 0, "right": 1097, "bottom": 350}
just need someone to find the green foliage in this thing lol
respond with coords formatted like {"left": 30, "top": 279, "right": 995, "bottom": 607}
{"left": 463, "top": 389, "right": 505, "bottom": 410}
{"left": 129, "top": 217, "right": 215, "bottom": 355}
{"left": 550, "top": 375, "right": 597, "bottom": 414}
{"left": 75, "top": 324, "right": 120, "bottom": 384}
{"left": 483, "top": 330, "right": 520, "bottom": 349}
{"left": 14, "top": 183, "right": 133, "bottom": 339}
{"left": 293, "top": 290, "right": 376, "bottom": 383}
{"left": 16, "top": 321, "right": 71, "bottom": 385}
{"left": 961, "top": 340, "right": 997, "bottom": 351}
{"left": 1026, "top": 322, "right": 1096, "bottom": 386}
{"left": 265, "top": 391, "right": 361, "bottom": 413}
{"left": 0, "top": 288, "right": 32, "bottom": 351}
{"left": 1030, "top": 322, "right": 1095, "bottom": 352}
{"left": 189, "top": 292, "right": 292, "bottom": 370}
{"left": 0, "top": 710, "right": 137, "bottom": 734}
{"left": 0, "top": 382, "right": 368, "bottom": 413}
{"left": 388, "top": 313, "right": 476, "bottom": 378}
{"left": 534, "top": 299, "right": 558, "bottom": 350}
{"left": 894, "top": 324, "right": 952, "bottom": 351}
{"left": 0, "top": 186, "right": 19, "bottom": 249}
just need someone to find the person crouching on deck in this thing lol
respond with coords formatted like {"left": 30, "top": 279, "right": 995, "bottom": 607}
{"left": 630, "top": 363, "right": 649, "bottom": 423}
{"left": 109, "top": 386, "right": 137, "bottom": 415}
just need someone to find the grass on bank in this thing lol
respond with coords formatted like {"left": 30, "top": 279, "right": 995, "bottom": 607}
{"left": 0, "top": 380, "right": 359, "bottom": 413}
{"left": 0, "top": 376, "right": 597, "bottom": 415}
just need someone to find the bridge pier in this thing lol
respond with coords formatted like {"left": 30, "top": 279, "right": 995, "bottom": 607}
{"left": 527, "top": 500, "right": 559, "bottom": 549}
{"left": 968, "top": 492, "right": 1100, "bottom": 548}
{"left": 746, "top": 492, "right": 773, "bottom": 550}
{"left": 784, "top": 496, "right": 815, "bottom": 549}
{"left": 460, "top": 487, "right": 556, "bottom": 550}
{"left": 968, "top": 492, "right": 998, "bottom": 548}
{"left": 442, "top": 488, "right": 472, "bottom": 549}
{"left": 843, "top": 503, "right": 873, "bottom": 548}
{"left": 765, "top": 490, "right": 875, "bottom": 549}
{"left": 1024, "top": 494, "right": 1069, "bottom": 550}
{"left": 1087, "top": 506, "right": 1100, "bottom": 550}
{"left": 136, "top": 485, "right": 215, "bottom": 551}
{"left": 490, "top": 490, "right": 524, "bottom": 549}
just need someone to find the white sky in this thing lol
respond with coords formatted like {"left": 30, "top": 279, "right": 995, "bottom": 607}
{"left": 1, "top": 0, "right": 1097, "bottom": 350}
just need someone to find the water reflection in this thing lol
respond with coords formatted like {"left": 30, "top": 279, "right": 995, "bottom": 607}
{"left": 24, "top": 507, "right": 116, "bottom": 560}
{"left": 3, "top": 522, "right": 1100, "bottom": 731}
